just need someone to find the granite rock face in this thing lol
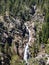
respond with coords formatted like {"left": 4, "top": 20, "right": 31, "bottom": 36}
{"left": 0, "top": 15, "right": 29, "bottom": 58}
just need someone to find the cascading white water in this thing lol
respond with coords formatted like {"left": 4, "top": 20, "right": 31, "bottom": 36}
{"left": 24, "top": 23, "right": 32, "bottom": 64}
{"left": 24, "top": 43, "right": 29, "bottom": 64}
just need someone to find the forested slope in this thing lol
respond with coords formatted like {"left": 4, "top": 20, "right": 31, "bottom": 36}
{"left": 0, "top": 0, "right": 49, "bottom": 65}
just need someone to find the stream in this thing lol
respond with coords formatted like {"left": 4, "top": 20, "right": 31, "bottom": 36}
{"left": 24, "top": 23, "right": 32, "bottom": 64}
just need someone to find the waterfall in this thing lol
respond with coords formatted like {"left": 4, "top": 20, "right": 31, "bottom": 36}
{"left": 24, "top": 23, "right": 31, "bottom": 64}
